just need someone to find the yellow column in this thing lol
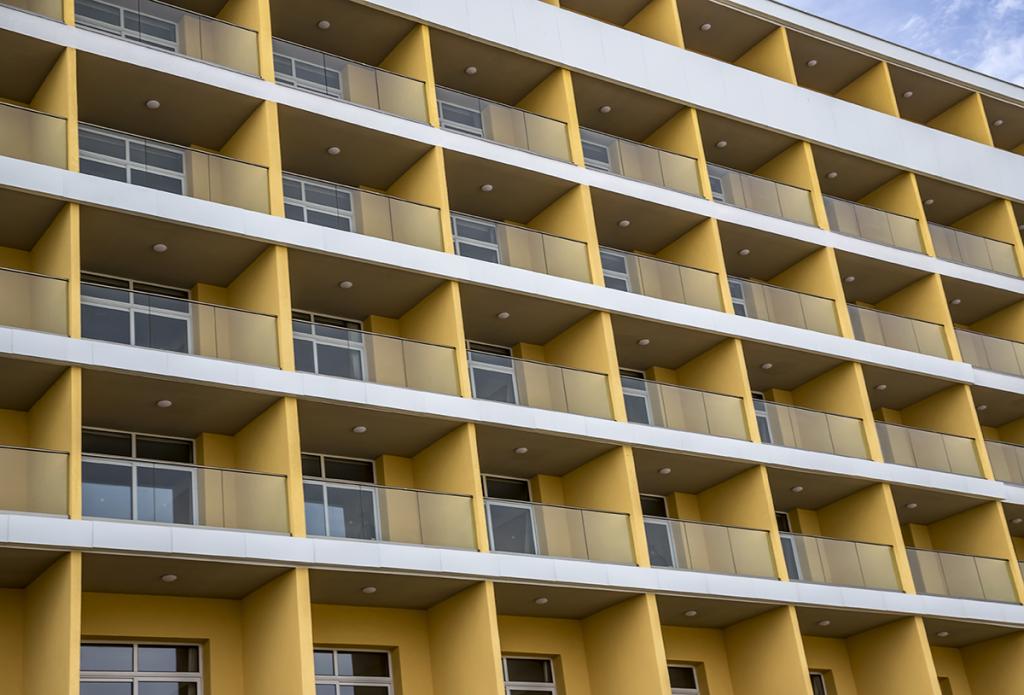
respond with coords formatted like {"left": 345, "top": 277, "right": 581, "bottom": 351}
{"left": 724, "top": 606, "right": 813, "bottom": 695}
{"left": 218, "top": 0, "right": 276, "bottom": 81}
{"left": 859, "top": 172, "right": 934, "bottom": 255}
{"left": 24, "top": 552, "right": 80, "bottom": 695}
{"left": 837, "top": 62, "right": 900, "bottom": 116}
{"left": 528, "top": 185, "right": 604, "bottom": 285}
{"left": 676, "top": 339, "right": 759, "bottom": 441}
{"left": 582, "top": 594, "right": 671, "bottom": 695}
{"left": 624, "top": 0, "right": 685, "bottom": 48}
{"left": 962, "top": 632, "right": 1024, "bottom": 693}
{"left": 221, "top": 101, "right": 286, "bottom": 218}
{"left": 30, "top": 204, "right": 80, "bottom": 338}
{"left": 792, "top": 362, "right": 884, "bottom": 462}
{"left": 735, "top": 27, "right": 797, "bottom": 84}
{"left": 927, "top": 93, "right": 994, "bottom": 146}
{"left": 769, "top": 247, "right": 854, "bottom": 337}
{"left": 427, "top": 582, "right": 505, "bottom": 695}
{"left": 756, "top": 141, "right": 829, "bottom": 229}
{"left": 517, "top": 69, "right": 585, "bottom": 166}
{"left": 899, "top": 385, "right": 993, "bottom": 479}
{"left": 228, "top": 245, "right": 295, "bottom": 371}
{"left": 241, "top": 568, "right": 316, "bottom": 695}
{"left": 397, "top": 280, "right": 472, "bottom": 397}
{"left": 28, "top": 368, "right": 80, "bottom": 518}
{"left": 31, "top": 47, "right": 78, "bottom": 172}
{"left": 381, "top": 25, "right": 441, "bottom": 127}
{"left": 876, "top": 274, "right": 960, "bottom": 360}
{"left": 847, "top": 617, "right": 942, "bottom": 695}
{"left": 543, "top": 312, "right": 627, "bottom": 421}
{"left": 954, "top": 199, "right": 1024, "bottom": 276}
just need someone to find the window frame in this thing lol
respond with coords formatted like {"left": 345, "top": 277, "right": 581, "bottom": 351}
{"left": 451, "top": 213, "right": 503, "bottom": 265}
{"left": 301, "top": 453, "right": 381, "bottom": 541}
{"left": 620, "top": 369, "right": 653, "bottom": 425}
{"left": 599, "top": 248, "right": 633, "bottom": 292}
{"left": 727, "top": 276, "right": 748, "bottom": 317}
{"left": 81, "top": 272, "right": 193, "bottom": 353}
{"left": 809, "top": 671, "right": 830, "bottom": 695}
{"left": 292, "top": 310, "right": 367, "bottom": 380}
{"left": 467, "top": 342, "right": 520, "bottom": 404}
{"left": 502, "top": 656, "right": 558, "bottom": 695}
{"left": 668, "top": 664, "right": 701, "bottom": 695}
{"left": 642, "top": 494, "right": 679, "bottom": 569}
{"left": 282, "top": 173, "right": 357, "bottom": 232}
{"left": 708, "top": 173, "right": 726, "bottom": 203}
{"left": 80, "top": 641, "right": 203, "bottom": 695}
{"left": 437, "top": 93, "right": 486, "bottom": 138}
{"left": 751, "top": 391, "right": 773, "bottom": 444}
{"left": 273, "top": 51, "right": 345, "bottom": 99}
{"left": 313, "top": 647, "right": 394, "bottom": 694}
{"left": 484, "top": 475, "right": 540, "bottom": 557}
{"left": 579, "top": 132, "right": 613, "bottom": 172}
{"left": 76, "top": 0, "right": 182, "bottom": 53}
{"left": 79, "top": 125, "right": 187, "bottom": 194}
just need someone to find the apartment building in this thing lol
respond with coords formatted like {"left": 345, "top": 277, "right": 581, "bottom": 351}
{"left": 1, "top": 0, "right": 1023, "bottom": 693}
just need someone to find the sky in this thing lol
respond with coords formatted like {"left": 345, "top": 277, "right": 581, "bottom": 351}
{"left": 781, "top": 0, "right": 1024, "bottom": 85}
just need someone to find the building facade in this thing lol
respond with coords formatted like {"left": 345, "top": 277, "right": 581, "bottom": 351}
{"left": 1, "top": 0, "right": 1024, "bottom": 693}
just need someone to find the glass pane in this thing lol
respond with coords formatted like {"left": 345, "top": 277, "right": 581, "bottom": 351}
{"left": 137, "top": 466, "right": 194, "bottom": 524}
{"left": 506, "top": 658, "right": 554, "bottom": 683}
{"left": 82, "top": 461, "right": 133, "bottom": 520}
{"left": 489, "top": 503, "right": 536, "bottom": 554}
{"left": 137, "top": 684, "right": 198, "bottom": 695}
{"left": 471, "top": 366, "right": 517, "bottom": 403}
{"left": 81, "top": 684, "right": 133, "bottom": 695}
{"left": 326, "top": 486, "right": 377, "bottom": 540}
{"left": 323, "top": 458, "right": 375, "bottom": 483}
{"left": 645, "top": 521, "right": 675, "bottom": 567}
{"left": 337, "top": 651, "right": 390, "bottom": 677}
{"left": 314, "top": 650, "right": 335, "bottom": 676}
{"left": 82, "top": 304, "right": 131, "bottom": 344}
{"left": 669, "top": 666, "right": 698, "bottom": 689}
{"left": 134, "top": 312, "right": 189, "bottom": 353}
{"left": 136, "top": 436, "right": 193, "bottom": 463}
{"left": 485, "top": 477, "right": 531, "bottom": 501}
{"left": 83, "top": 430, "right": 133, "bottom": 457}
{"left": 304, "top": 483, "right": 327, "bottom": 537}
{"left": 138, "top": 645, "right": 200, "bottom": 672}
{"left": 81, "top": 644, "right": 133, "bottom": 672}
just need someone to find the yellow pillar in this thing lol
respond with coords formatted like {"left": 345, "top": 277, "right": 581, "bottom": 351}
{"left": 927, "top": 93, "right": 994, "bottom": 146}
{"left": 847, "top": 617, "right": 942, "bottom": 695}
{"left": 241, "top": 568, "right": 316, "bottom": 695}
{"left": 582, "top": 594, "right": 671, "bottom": 695}
{"left": 624, "top": 0, "right": 685, "bottom": 48}
{"left": 792, "top": 362, "right": 884, "bottom": 462}
{"left": 858, "top": 172, "right": 934, "bottom": 255}
{"left": 218, "top": 0, "right": 276, "bottom": 81}
{"left": 962, "top": 632, "right": 1024, "bottom": 693}
{"left": 899, "top": 385, "right": 993, "bottom": 479}
{"left": 30, "top": 204, "right": 80, "bottom": 338}
{"left": 381, "top": 25, "right": 442, "bottom": 127}
{"left": 836, "top": 62, "right": 900, "bottom": 116}
{"left": 735, "top": 27, "right": 797, "bottom": 84}
{"left": 427, "top": 582, "right": 505, "bottom": 695}
{"left": 676, "top": 339, "right": 759, "bottom": 441}
{"left": 387, "top": 147, "right": 454, "bottom": 253}
{"left": 954, "top": 199, "right": 1024, "bottom": 276}
{"left": 221, "top": 101, "right": 286, "bottom": 217}
{"left": 656, "top": 218, "right": 732, "bottom": 311}
{"left": 228, "top": 245, "right": 295, "bottom": 371}
{"left": 397, "top": 280, "right": 472, "bottom": 397}
{"left": 31, "top": 47, "right": 78, "bottom": 172}
{"left": 528, "top": 185, "right": 603, "bottom": 285}
{"left": 28, "top": 368, "right": 80, "bottom": 518}
{"left": 543, "top": 312, "right": 627, "bottom": 421}
{"left": 769, "top": 247, "right": 854, "bottom": 338}
{"left": 724, "top": 606, "right": 813, "bottom": 695}
{"left": 24, "top": 552, "right": 80, "bottom": 695}
{"left": 876, "top": 274, "right": 960, "bottom": 360}
{"left": 756, "top": 141, "right": 829, "bottom": 229}
{"left": 517, "top": 69, "right": 585, "bottom": 166}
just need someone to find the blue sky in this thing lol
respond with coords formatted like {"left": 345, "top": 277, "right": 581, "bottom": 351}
{"left": 781, "top": 0, "right": 1024, "bottom": 85}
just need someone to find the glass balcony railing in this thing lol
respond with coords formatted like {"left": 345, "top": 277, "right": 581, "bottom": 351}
{"left": 781, "top": 532, "right": 901, "bottom": 591}
{"left": 283, "top": 172, "right": 443, "bottom": 251}
{"left": 823, "top": 195, "right": 924, "bottom": 253}
{"left": 621, "top": 377, "right": 747, "bottom": 440}
{"left": 82, "top": 455, "right": 289, "bottom": 533}
{"left": 848, "top": 305, "right": 949, "bottom": 358}
{"left": 929, "top": 223, "right": 1020, "bottom": 276}
{"left": 78, "top": 123, "right": 270, "bottom": 212}
{"left": 81, "top": 281, "right": 279, "bottom": 367}
{"left": 304, "top": 479, "right": 476, "bottom": 549}
{"left": 451, "top": 212, "right": 591, "bottom": 282}
{"left": 468, "top": 350, "right": 612, "bottom": 419}
{"left": 645, "top": 516, "right": 775, "bottom": 578}
{"left": 3, "top": 0, "right": 63, "bottom": 18}
{"left": 956, "top": 328, "right": 1024, "bottom": 377}
{"left": 436, "top": 86, "right": 571, "bottom": 161}
{"left": 75, "top": 0, "right": 259, "bottom": 75}
{"left": 758, "top": 401, "right": 869, "bottom": 459}
{"left": 600, "top": 247, "right": 723, "bottom": 311}
{"left": 1, "top": 267, "right": 68, "bottom": 335}
{"left": 0, "top": 445, "right": 67, "bottom": 516}
{"left": 985, "top": 440, "right": 1024, "bottom": 484}
{"left": 707, "top": 163, "right": 816, "bottom": 225}
{"left": 876, "top": 422, "right": 983, "bottom": 477}
{"left": 272, "top": 38, "right": 428, "bottom": 122}
{"left": 578, "top": 128, "right": 702, "bottom": 195}
{"left": 485, "top": 498, "right": 634, "bottom": 564}
{"left": 295, "top": 319, "right": 460, "bottom": 396}
{"left": 0, "top": 102, "right": 66, "bottom": 168}
{"left": 907, "top": 547, "right": 1017, "bottom": 603}
{"left": 730, "top": 277, "right": 841, "bottom": 335}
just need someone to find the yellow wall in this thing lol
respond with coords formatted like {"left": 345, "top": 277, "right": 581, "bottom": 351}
{"left": 846, "top": 617, "right": 941, "bottom": 695}
{"left": 25, "top": 553, "right": 80, "bottom": 695}
{"left": 387, "top": 147, "right": 454, "bottom": 252}
{"left": 427, "top": 583, "right": 504, "bottom": 695}
{"left": 0, "top": 589, "right": 24, "bottom": 695}
{"left": 858, "top": 172, "right": 933, "bottom": 255}
{"left": 398, "top": 281, "right": 472, "bottom": 397}
{"left": 875, "top": 274, "right": 959, "bottom": 359}
{"left": 656, "top": 218, "right": 731, "bottom": 309}
{"left": 241, "top": 569, "right": 315, "bottom": 695}
{"left": 380, "top": 25, "right": 440, "bottom": 126}
{"left": 836, "top": 62, "right": 900, "bottom": 116}
{"left": 582, "top": 595, "right": 670, "bottom": 695}
{"left": 755, "top": 141, "right": 829, "bottom": 229}
{"left": 735, "top": 27, "right": 797, "bottom": 84}
{"left": 623, "top": 0, "right": 685, "bottom": 47}
{"left": 226, "top": 245, "right": 295, "bottom": 370}
{"left": 221, "top": 101, "right": 285, "bottom": 216}
{"left": 29, "top": 368, "right": 80, "bottom": 518}
{"left": 528, "top": 185, "right": 603, "bottom": 285}
{"left": 30, "top": 47, "right": 78, "bottom": 172}
{"left": 897, "top": 385, "right": 991, "bottom": 478}
{"left": 517, "top": 69, "right": 585, "bottom": 166}
{"left": 954, "top": 199, "right": 1024, "bottom": 275}
{"left": 675, "top": 338, "right": 758, "bottom": 440}
{"left": 542, "top": 311, "right": 626, "bottom": 421}
{"left": 971, "top": 298, "right": 1024, "bottom": 343}
{"left": 662, "top": 625, "right": 735, "bottom": 695}
{"left": 803, "top": 636, "right": 859, "bottom": 695}
{"left": 926, "top": 93, "right": 994, "bottom": 147}
{"left": 770, "top": 247, "right": 852, "bottom": 337}
{"left": 499, "top": 614, "right": 592, "bottom": 695}
{"left": 791, "top": 362, "right": 883, "bottom": 461}
{"left": 31, "top": 204, "right": 80, "bottom": 337}
{"left": 932, "top": 646, "right": 974, "bottom": 695}
{"left": 723, "top": 606, "right": 813, "bottom": 695}
{"left": 962, "top": 632, "right": 1024, "bottom": 694}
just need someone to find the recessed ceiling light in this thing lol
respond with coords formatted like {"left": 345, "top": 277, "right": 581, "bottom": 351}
{"left": 806, "top": 59, "right": 819, "bottom": 68}
{"left": 156, "top": 399, "right": 173, "bottom": 408}
{"left": 496, "top": 311, "right": 510, "bottom": 320}
{"left": 637, "top": 338, "right": 651, "bottom": 346}
{"left": 152, "top": 243, "right": 168, "bottom": 253}
{"left": 658, "top": 467, "right": 672, "bottom": 475}
{"left": 826, "top": 171, "right": 839, "bottom": 179}
{"left": 738, "top": 248, "right": 751, "bottom": 256}
{"left": 902, "top": 90, "right": 914, "bottom": 98}
{"left": 361, "top": 586, "right": 377, "bottom": 594}
{"left": 618, "top": 219, "right": 631, "bottom": 228}
{"left": 844, "top": 275, "right": 856, "bottom": 283}
{"left": 464, "top": 65, "right": 478, "bottom": 75}
{"left": 874, "top": 384, "right": 888, "bottom": 391}
{"left": 760, "top": 362, "right": 773, "bottom": 370}
{"left": 993, "top": 119, "right": 1005, "bottom": 127}
{"left": 317, "top": 19, "right": 331, "bottom": 29}
{"left": 700, "top": 22, "right": 712, "bottom": 31}
{"left": 1012, "top": 517, "right": 1023, "bottom": 524}
{"left": 817, "top": 619, "right": 831, "bottom": 627}
{"left": 905, "top": 502, "right": 919, "bottom": 510}
{"left": 599, "top": 105, "right": 612, "bottom": 114}
{"left": 949, "top": 298, "right": 962, "bottom": 306}
{"left": 534, "top": 597, "right": 549, "bottom": 605}
{"left": 684, "top": 609, "right": 699, "bottom": 617}
{"left": 715, "top": 140, "right": 728, "bottom": 149}
{"left": 338, "top": 280, "right": 353, "bottom": 289}
{"left": 936, "top": 631, "right": 950, "bottom": 638}
{"left": 160, "top": 573, "right": 178, "bottom": 583}
{"left": 352, "top": 425, "right": 368, "bottom": 434}
{"left": 326, "top": 146, "right": 341, "bottom": 156}
{"left": 976, "top": 404, "right": 988, "bottom": 411}
{"left": 514, "top": 447, "right": 529, "bottom": 455}
{"left": 480, "top": 183, "right": 494, "bottom": 193}
{"left": 145, "top": 99, "right": 161, "bottom": 110}
{"left": 791, "top": 485, "right": 804, "bottom": 493}
{"left": 924, "top": 198, "right": 934, "bottom": 206}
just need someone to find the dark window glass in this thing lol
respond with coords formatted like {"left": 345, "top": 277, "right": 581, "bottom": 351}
{"left": 294, "top": 337, "right": 316, "bottom": 373}
{"left": 485, "top": 477, "right": 531, "bottom": 501}
{"left": 82, "top": 461, "right": 133, "bottom": 520}
{"left": 313, "top": 650, "right": 335, "bottom": 676}
{"left": 326, "top": 487, "right": 377, "bottom": 540}
{"left": 315, "top": 344, "right": 364, "bottom": 380}
{"left": 506, "top": 658, "right": 553, "bottom": 683}
{"left": 302, "top": 454, "right": 323, "bottom": 478}
{"left": 136, "top": 466, "right": 194, "bottom": 524}
{"left": 315, "top": 685, "right": 335, "bottom": 695}
{"left": 669, "top": 665, "right": 698, "bottom": 689}
{"left": 336, "top": 651, "right": 389, "bottom": 677}
{"left": 81, "top": 684, "right": 132, "bottom": 695}
{"left": 323, "top": 458, "right": 374, "bottom": 483}
{"left": 83, "top": 430, "right": 133, "bottom": 457}
{"left": 134, "top": 312, "right": 189, "bottom": 353}
{"left": 138, "top": 645, "right": 200, "bottom": 672}
{"left": 640, "top": 495, "right": 668, "bottom": 517}
{"left": 81, "top": 644, "right": 133, "bottom": 672}
{"left": 82, "top": 304, "right": 131, "bottom": 344}
{"left": 488, "top": 504, "right": 536, "bottom": 555}
{"left": 137, "top": 683, "right": 198, "bottom": 695}
{"left": 303, "top": 483, "right": 327, "bottom": 537}
{"left": 135, "top": 436, "right": 193, "bottom": 464}
{"left": 645, "top": 521, "right": 675, "bottom": 568}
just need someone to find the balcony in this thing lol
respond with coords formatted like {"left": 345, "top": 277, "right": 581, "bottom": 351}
{"left": 0, "top": 267, "right": 68, "bottom": 335}
{"left": 985, "top": 440, "right": 1024, "bottom": 484}
{"left": 451, "top": 212, "right": 591, "bottom": 282}
{"left": 74, "top": 0, "right": 259, "bottom": 75}
{"left": 294, "top": 318, "right": 460, "bottom": 395}
{"left": 600, "top": 247, "right": 723, "bottom": 311}
{"left": 436, "top": 86, "right": 571, "bottom": 161}
{"left": 707, "top": 163, "right": 816, "bottom": 225}
{"left": 907, "top": 547, "right": 1018, "bottom": 603}
{"left": 848, "top": 305, "right": 949, "bottom": 358}
{"left": 303, "top": 479, "right": 476, "bottom": 549}
{"left": 81, "top": 279, "right": 279, "bottom": 367}
{"left": 0, "top": 445, "right": 67, "bottom": 516}
{"left": 82, "top": 455, "right": 289, "bottom": 532}
{"left": 78, "top": 123, "right": 270, "bottom": 212}
{"left": 272, "top": 38, "right": 428, "bottom": 122}
{"left": 485, "top": 498, "right": 634, "bottom": 564}
{"left": 0, "top": 102, "right": 66, "bottom": 168}
{"left": 730, "top": 277, "right": 841, "bottom": 335}
{"left": 876, "top": 422, "right": 983, "bottom": 477}
{"left": 468, "top": 349, "right": 612, "bottom": 419}
{"left": 3, "top": 0, "right": 61, "bottom": 18}
{"left": 283, "top": 172, "right": 443, "bottom": 251}
{"left": 956, "top": 328, "right": 1024, "bottom": 377}
{"left": 645, "top": 516, "right": 776, "bottom": 578}
{"left": 759, "top": 401, "right": 869, "bottom": 459}
{"left": 621, "top": 376, "right": 747, "bottom": 440}
{"left": 781, "top": 532, "right": 901, "bottom": 590}
{"left": 578, "top": 128, "right": 702, "bottom": 195}
{"left": 929, "top": 223, "right": 1020, "bottom": 276}
{"left": 823, "top": 195, "right": 924, "bottom": 253}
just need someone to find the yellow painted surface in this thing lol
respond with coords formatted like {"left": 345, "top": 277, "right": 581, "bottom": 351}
{"left": 29, "top": 368, "right": 79, "bottom": 517}
{"left": 677, "top": 338, "right": 759, "bottom": 441}
{"left": 228, "top": 245, "right": 294, "bottom": 370}
{"left": 962, "top": 632, "right": 1024, "bottom": 694}
{"left": 25, "top": 553, "right": 80, "bottom": 695}
{"left": 30, "top": 47, "right": 78, "bottom": 171}
{"left": 858, "top": 172, "right": 932, "bottom": 255}
{"left": 735, "top": 27, "right": 797, "bottom": 84}
{"left": 723, "top": 606, "right": 813, "bottom": 695}
{"left": 932, "top": 646, "right": 974, "bottom": 695}
{"left": 899, "top": 384, "right": 992, "bottom": 478}
{"left": 381, "top": 25, "right": 440, "bottom": 126}
{"left": 428, "top": 583, "right": 504, "bottom": 695}
{"left": 971, "top": 299, "right": 1024, "bottom": 343}
{"left": 656, "top": 218, "right": 732, "bottom": 310}
{"left": 0, "top": 409, "right": 28, "bottom": 445}
{"left": 218, "top": 0, "right": 275, "bottom": 81}
{"left": 31, "top": 204, "right": 80, "bottom": 337}
{"left": 582, "top": 595, "right": 670, "bottom": 695}
{"left": 802, "top": 636, "right": 859, "bottom": 695}
{"left": 624, "top": 0, "right": 685, "bottom": 47}
{"left": 876, "top": 274, "right": 959, "bottom": 360}
{"left": 661, "top": 626, "right": 735, "bottom": 694}
{"left": 398, "top": 281, "right": 472, "bottom": 397}
{"left": 836, "top": 62, "right": 900, "bottom": 116}
{"left": 220, "top": 101, "right": 284, "bottom": 216}
{"left": 847, "top": 617, "right": 941, "bottom": 695}
{"left": 235, "top": 398, "right": 305, "bottom": 535}
{"left": 387, "top": 147, "right": 454, "bottom": 252}
{"left": 530, "top": 473, "right": 565, "bottom": 506}
{"left": 0, "top": 246, "right": 29, "bottom": 270}
{"left": 954, "top": 199, "right": 1024, "bottom": 275}
{"left": 499, "top": 615, "right": 592, "bottom": 695}
{"left": 241, "top": 569, "right": 316, "bottom": 695}
{"left": 792, "top": 362, "right": 883, "bottom": 461}
{"left": 528, "top": 185, "right": 603, "bottom": 285}
{"left": 926, "top": 93, "right": 994, "bottom": 146}
{"left": 756, "top": 142, "right": 826, "bottom": 229}
{"left": 517, "top": 68, "right": 585, "bottom": 166}
{"left": 543, "top": 311, "right": 626, "bottom": 421}
{"left": 0, "top": 589, "right": 24, "bottom": 695}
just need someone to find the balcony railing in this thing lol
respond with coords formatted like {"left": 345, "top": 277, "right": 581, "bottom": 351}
{"left": 985, "top": 440, "right": 1024, "bottom": 484}
{"left": 0, "top": 445, "right": 67, "bottom": 516}
{"left": 907, "top": 547, "right": 1017, "bottom": 603}
{"left": 82, "top": 456, "right": 289, "bottom": 532}
{"left": 451, "top": 212, "right": 591, "bottom": 282}
{"left": 0, "top": 102, "right": 66, "bottom": 168}
{"left": 75, "top": 0, "right": 259, "bottom": 75}
{"left": 81, "top": 281, "right": 279, "bottom": 367}
{"left": 436, "top": 86, "right": 571, "bottom": 161}
{"left": 579, "top": 128, "right": 702, "bottom": 195}
{"left": 781, "top": 532, "right": 901, "bottom": 590}
{"left": 468, "top": 350, "right": 612, "bottom": 419}
{"left": 645, "top": 517, "right": 775, "bottom": 578}
{"left": 1, "top": 267, "right": 68, "bottom": 335}
{"left": 759, "top": 401, "right": 869, "bottom": 459}
{"left": 78, "top": 123, "right": 270, "bottom": 212}
{"left": 295, "top": 320, "right": 460, "bottom": 396}
{"left": 956, "top": 328, "right": 1024, "bottom": 377}
{"left": 823, "top": 195, "right": 924, "bottom": 253}
{"left": 485, "top": 498, "right": 634, "bottom": 564}
{"left": 283, "top": 172, "right": 443, "bottom": 251}
{"left": 3, "top": 0, "right": 62, "bottom": 18}
{"left": 707, "top": 163, "right": 816, "bottom": 225}
{"left": 730, "top": 277, "right": 841, "bottom": 335}
{"left": 876, "top": 422, "right": 983, "bottom": 477}
{"left": 622, "top": 377, "right": 747, "bottom": 440}
{"left": 304, "top": 479, "right": 476, "bottom": 549}
{"left": 929, "top": 223, "right": 1020, "bottom": 276}
{"left": 272, "top": 38, "right": 428, "bottom": 122}
{"left": 848, "top": 305, "right": 949, "bottom": 358}
{"left": 600, "top": 247, "right": 723, "bottom": 311}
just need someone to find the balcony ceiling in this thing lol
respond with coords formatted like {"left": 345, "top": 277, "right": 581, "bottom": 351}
{"left": 890, "top": 484, "right": 990, "bottom": 525}
{"left": 971, "top": 385, "right": 1024, "bottom": 430}
{"left": 0, "top": 187, "right": 64, "bottom": 251}
{"left": 718, "top": 221, "right": 818, "bottom": 279}
{"left": 677, "top": 0, "right": 777, "bottom": 63}
{"left": 475, "top": 424, "right": 615, "bottom": 478}
{"left": 591, "top": 188, "right": 705, "bottom": 254}
{"left": 656, "top": 593, "right": 775, "bottom": 628}
{"left": 915, "top": 175, "right": 995, "bottom": 227}
{"left": 0, "top": 29, "right": 64, "bottom": 104}
{"left": 611, "top": 315, "right": 725, "bottom": 371}
{"left": 572, "top": 73, "right": 682, "bottom": 142}
{"left": 0, "top": 357, "right": 65, "bottom": 411}
{"left": 270, "top": 0, "right": 415, "bottom": 66}
{"left": 311, "top": 569, "right": 474, "bottom": 609}
{"left": 559, "top": 0, "right": 651, "bottom": 27}
{"left": 768, "top": 466, "right": 874, "bottom": 512}
{"left": 495, "top": 582, "right": 639, "bottom": 620}
{"left": 741, "top": 341, "right": 842, "bottom": 392}
{"left": 430, "top": 29, "right": 556, "bottom": 105}
{"left": 459, "top": 284, "right": 591, "bottom": 347}
{"left": 698, "top": 112, "right": 797, "bottom": 172}
{"left": 0, "top": 547, "right": 64, "bottom": 589}
{"left": 861, "top": 364, "right": 952, "bottom": 411}
{"left": 889, "top": 65, "right": 974, "bottom": 125}
{"left": 633, "top": 448, "right": 752, "bottom": 495}
{"left": 297, "top": 401, "right": 459, "bottom": 459}
{"left": 812, "top": 145, "right": 902, "bottom": 202}
{"left": 940, "top": 275, "right": 1020, "bottom": 326}
{"left": 444, "top": 151, "right": 574, "bottom": 223}
{"left": 83, "top": 554, "right": 288, "bottom": 599}
{"left": 789, "top": 31, "right": 879, "bottom": 97}
{"left": 834, "top": 252, "right": 929, "bottom": 306}
{"left": 923, "top": 617, "right": 1020, "bottom": 649}
{"left": 982, "top": 95, "right": 1024, "bottom": 152}
{"left": 797, "top": 606, "right": 901, "bottom": 639}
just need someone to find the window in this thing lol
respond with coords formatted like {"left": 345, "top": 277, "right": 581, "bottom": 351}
{"left": 468, "top": 342, "right": 519, "bottom": 404}
{"left": 273, "top": 45, "right": 344, "bottom": 99}
{"left": 503, "top": 657, "right": 556, "bottom": 695}
{"left": 79, "top": 125, "right": 187, "bottom": 195}
{"left": 669, "top": 665, "right": 700, "bottom": 695}
{"left": 600, "top": 249, "right": 632, "bottom": 292}
{"left": 314, "top": 649, "right": 393, "bottom": 695}
{"left": 452, "top": 214, "right": 502, "bottom": 264}
{"left": 302, "top": 453, "right": 379, "bottom": 540}
{"left": 809, "top": 672, "right": 829, "bottom": 695}
{"left": 642, "top": 494, "right": 676, "bottom": 568}
{"left": 292, "top": 311, "right": 366, "bottom": 380}
{"left": 283, "top": 174, "right": 356, "bottom": 232}
{"left": 751, "top": 392, "right": 773, "bottom": 444}
{"left": 776, "top": 511, "right": 802, "bottom": 580}
{"left": 620, "top": 369, "right": 652, "bottom": 425}
{"left": 580, "top": 131, "right": 613, "bottom": 172}
{"left": 484, "top": 476, "right": 537, "bottom": 555}
{"left": 640, "top": 494, "right": 668, "bottom": 518}
{"left": 708, "top": 173, "right": 726, "bottom": 203}
{"left": 728, "top": 277, "right": 747, "bottom": 317}
{"left": 80, "top": 642, "right": 201, "bottom": 695}
{"left": 437, "top": 89, "right": 485, "bottom": 138}
{"left": 81, "top": 273, "right": 191, "bottom": 354}
{"left": 76, "top": 0, "right": 181, "bottom": 53}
